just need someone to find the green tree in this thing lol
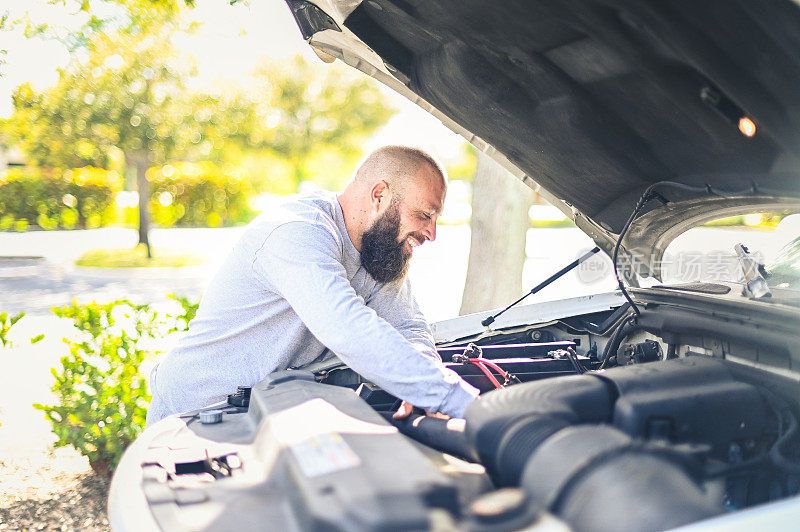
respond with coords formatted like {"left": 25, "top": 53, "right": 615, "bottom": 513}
{"left": 188, "top": 57, "right": 395, "bottom": 192}
{"left": 3, "top": 1, "right": 393, "bottom": 246}
{"left": 2, "top": 0, "right": 195, "bottom": 251}
{"left": 5, "top": 30, "right": 196, "bottom": 253}
{"left": 6, "top": 0, "right": 194, "bottom": 51}
{"left": 253, "top": 58, "right": 393, "bottom": 188}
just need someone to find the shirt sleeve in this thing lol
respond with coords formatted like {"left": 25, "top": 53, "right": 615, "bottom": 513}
{"left": 252, "top": 220, "right": 479, "bottom": 417}
{"left": 366, "top": 277, "right": 441, "bottom": 365}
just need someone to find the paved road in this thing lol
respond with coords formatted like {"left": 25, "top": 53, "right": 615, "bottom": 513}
{"left": 0, "top": 227, "right": 244, "bottom": 316}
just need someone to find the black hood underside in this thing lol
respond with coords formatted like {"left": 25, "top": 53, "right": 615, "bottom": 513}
{"left": 343, "top": 0, "right": 800, "bottom": 234}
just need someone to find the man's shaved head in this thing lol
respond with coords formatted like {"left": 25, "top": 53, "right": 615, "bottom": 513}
{"left": 353, "top": 145, "right": 446, "bottom": 196}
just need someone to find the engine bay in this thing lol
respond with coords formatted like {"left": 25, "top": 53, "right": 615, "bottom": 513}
{"left": 315, "top": 285, "right": 800, "bottom": 531}
{"left": 110, "top": 286, "right": 800, "bottom": 532}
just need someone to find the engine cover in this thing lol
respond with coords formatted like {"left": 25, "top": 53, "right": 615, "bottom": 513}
{"left": 599, "top": 356, "right": 775, "bottom": 458}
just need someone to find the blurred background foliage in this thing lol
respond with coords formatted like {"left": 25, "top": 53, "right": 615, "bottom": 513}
{"left": 0, "top": 0, "right": 395, "bottom": 233}
{"left": 0, "top": 166, "right": 121, "bottom": 230}
{"left": 148, "top": 161, "right": 253, "bottom": 227}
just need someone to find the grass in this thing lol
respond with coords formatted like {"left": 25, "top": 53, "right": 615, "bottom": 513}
{"left": 76, "top": 245, "right": 206, "bottom": 268}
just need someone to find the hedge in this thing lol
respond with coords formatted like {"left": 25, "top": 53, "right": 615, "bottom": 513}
{"left": 148, "top": 162, "right": 254, "bottom": 228}
{"left": 0, "top": 167, "right": 122, "bottom": 230}
{"left": 1, "top": 162, "right": 257, "bottom": 230}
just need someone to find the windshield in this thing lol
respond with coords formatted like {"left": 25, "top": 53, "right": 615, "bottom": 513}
{"left": 767, "top": 233, "right": 800, "bottom": 291}
{"left": 662, "top": 213, "right": 800, "bottom": 292}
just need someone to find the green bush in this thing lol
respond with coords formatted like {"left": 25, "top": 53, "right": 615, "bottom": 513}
{"left": 149, "top": 161, "right": 255, "bottom": 228}
{"left": 0, "top": 166, "right": 123, "bottom": 230}
{"left": 34, "top": 295, "right": 199, "bottom": 476}
{"left": 0, "top": 311, "right": 25, "bottom": 348}
{"left": 166, "top": 293, "right": 200, "bottom": 332}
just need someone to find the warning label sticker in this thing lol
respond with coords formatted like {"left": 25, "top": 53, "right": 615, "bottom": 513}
{"left": 289, "top": 432, "right": 361, "bottom": 478}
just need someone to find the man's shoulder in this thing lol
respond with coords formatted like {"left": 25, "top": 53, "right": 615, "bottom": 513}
{"left": 258, "top": 190, "right": 336, "bottom": 221}
{"left": 244, "top": 191, "right": 342, "bottom": 247}
{"left": 288, "top": 190, "right": 340, "bottom": 223}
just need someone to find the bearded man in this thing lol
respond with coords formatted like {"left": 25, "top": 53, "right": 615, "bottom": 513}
{"left": 146, "top": 145, "right": 479, "bottom": 426}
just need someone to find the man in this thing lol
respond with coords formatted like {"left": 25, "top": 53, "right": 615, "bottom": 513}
{"left": 146, "top": 146, "right": 479, "bottom": 426}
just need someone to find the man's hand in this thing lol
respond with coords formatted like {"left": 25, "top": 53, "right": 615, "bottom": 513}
{"left": 392, "top": 400, "right": 414, "bottom": 419}
{"left": 392, "top": 401, "right": 450, "bottom": 420}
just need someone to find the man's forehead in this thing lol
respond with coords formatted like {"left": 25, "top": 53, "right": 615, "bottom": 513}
{"left": 413, "top": 164, "right": 446, "bottom": 193}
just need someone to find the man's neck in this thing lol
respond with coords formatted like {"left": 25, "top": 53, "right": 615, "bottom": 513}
{"left": 336, "top": 193, "right": 364, "bottom": 252}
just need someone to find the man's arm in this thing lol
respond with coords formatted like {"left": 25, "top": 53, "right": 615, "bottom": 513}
{"left": 252, "top": 221, "right": 478, "bottom": 417}
{"left": 366, "top": 277, "right": 441, "bottom": 360}
{"left": 366, "top": 279, "right": 450, "bottom": 418}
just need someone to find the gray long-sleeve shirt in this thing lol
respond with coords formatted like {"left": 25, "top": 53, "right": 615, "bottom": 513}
{"left": 146, "top": 191, "right": 478, "bottom": 425}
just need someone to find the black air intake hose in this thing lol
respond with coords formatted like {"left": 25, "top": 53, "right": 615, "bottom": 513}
{"left": 464, "top": 375, "right": 614, "bottom": 485}
{"left": 391, "top": 415, "right": 473, "bottom": 462}
{"left": 521, "top": 426, "right": 722, "bottom": 532}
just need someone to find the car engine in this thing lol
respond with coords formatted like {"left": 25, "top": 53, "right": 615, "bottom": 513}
{"left": 316, "top": 285, "right": 800, "bottom": 531}
{"left": 110, "top": 285, "right": 800, "bottom": 531}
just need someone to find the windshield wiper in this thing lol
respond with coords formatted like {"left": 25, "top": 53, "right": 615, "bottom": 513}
{"left": 735, "top": 243, "right": 771, "bottom": 298}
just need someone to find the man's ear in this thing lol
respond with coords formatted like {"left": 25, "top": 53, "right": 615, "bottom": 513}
{"left": 368, "top": 180, "right": 391, "bottom": 213}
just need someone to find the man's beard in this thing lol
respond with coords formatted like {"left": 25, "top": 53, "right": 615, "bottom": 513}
{"left": 360, "top": 201, "right": 412, "bottom": 284}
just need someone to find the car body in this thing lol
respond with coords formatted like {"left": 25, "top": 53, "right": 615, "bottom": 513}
{"left": 110, "top": 1, "right": 800, "bottom": 530}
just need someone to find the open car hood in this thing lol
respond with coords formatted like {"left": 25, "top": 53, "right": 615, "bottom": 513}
{"left": 286, "top": 0, "right": 800, "bottom": 280}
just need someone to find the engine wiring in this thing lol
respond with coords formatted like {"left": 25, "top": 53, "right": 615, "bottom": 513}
{"left": 764, "top": 390, "right": 800, "bottom": 474}
{"left": 459, "top": 181, "right": 775, "bottom": 374}
{"left": 453, "top": 343, "right": 521, "bottom": 389}
{"left": 566, "top": 346, "right": 588, "bottom": 374}
{"left": 604, "top": 180, "right": 776, "bottom": 368}
{"left": 470, "top": 358, "right": 504, "bottom": 389}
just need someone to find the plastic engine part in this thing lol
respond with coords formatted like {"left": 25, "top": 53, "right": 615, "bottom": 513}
{"left": 464, "top": 357, "right": 774, "bottom": 483}
{"left": 111, "top": 371, "right": 461, "bottom": 531}
{"left": 521, "top": 426, "right": 721, "bottom": 532}
{"left": 599, "top": 356, "right": 774, "bottom": 458}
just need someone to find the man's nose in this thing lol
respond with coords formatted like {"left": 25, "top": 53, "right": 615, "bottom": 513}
{"left": 424, "top": 217, "right": 437, "bottom": 242}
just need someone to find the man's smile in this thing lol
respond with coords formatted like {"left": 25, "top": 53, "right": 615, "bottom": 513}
{"left": 404, "top": 234, "right": 425, "bottom": 253}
